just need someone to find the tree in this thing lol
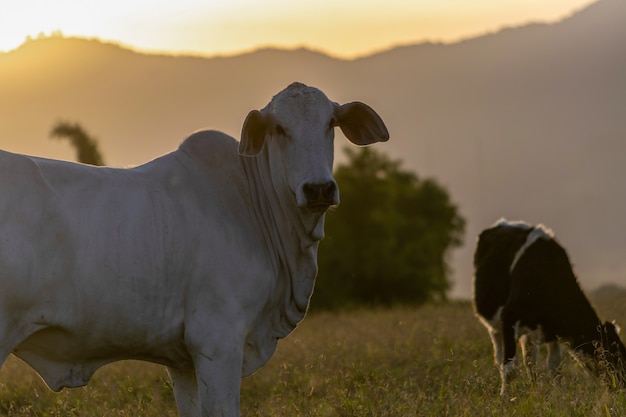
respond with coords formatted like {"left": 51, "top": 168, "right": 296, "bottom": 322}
{"left": 313, "top": 147, "right": 465, "bottom": 310}
{"left": 50, "top": 121, "right": 106, "bottom": 166}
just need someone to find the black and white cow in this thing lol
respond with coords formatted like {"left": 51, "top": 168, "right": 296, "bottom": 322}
{"left": 473, "top": 219, "right": 626, "bottom": 395}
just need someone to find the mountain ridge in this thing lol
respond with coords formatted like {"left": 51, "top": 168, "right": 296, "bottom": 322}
{"left": 1, "top": 0, "right": 624, "bottom": 298}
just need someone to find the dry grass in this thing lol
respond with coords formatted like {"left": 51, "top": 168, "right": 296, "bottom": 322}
{"left": 2, "top": 293, "right": 626, "bottom": 416}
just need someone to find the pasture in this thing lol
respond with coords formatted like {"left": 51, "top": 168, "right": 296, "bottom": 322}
{"left": 2, "top": 291, "right": 626, "bottom": 416}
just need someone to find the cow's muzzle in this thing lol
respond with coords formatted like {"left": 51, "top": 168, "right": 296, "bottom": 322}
{"left": 302, "top": 181, "right": 338, "bottom": 211}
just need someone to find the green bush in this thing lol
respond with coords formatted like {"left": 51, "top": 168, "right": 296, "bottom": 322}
{"left": 314, "top": 147, "right": 465, "bottom": 310}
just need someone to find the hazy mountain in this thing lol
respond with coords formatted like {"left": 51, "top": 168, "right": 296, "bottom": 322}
{"left": 1, "top": 0, "right": 624, "bottom": 298}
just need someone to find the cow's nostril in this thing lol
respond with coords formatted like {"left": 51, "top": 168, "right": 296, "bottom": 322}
{"left": 303, "top": 183, "right": 319, "bottom": 202}
{"left": 321, "top": 182, "right": 336, "bottom": 200}
{"left": 303, "top": 182, "right": 336, "bottom": 206}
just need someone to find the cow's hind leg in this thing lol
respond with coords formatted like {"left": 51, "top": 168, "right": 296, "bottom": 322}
{"left": 485, "top": 326, "right": 503, "bottom": 367}
{"left": 168, "top": 366, "right": 199, "bottom": 417}
{"left": 479, "top": 307, "right": 513, "bottom": 395}
{"left": 546, "top": 340, "right": 562, "bottom": 379}
{"left": 477, "top": 308, "right": 505, "bottom": 371}
{"left": 500, "top": 310, "right": 520, "bottom": 396}
{"left": 519, "top": 333, "right": 535, "bottom": 380}
{"left": 518, "top": 327, "right": 542, "bottom": 381}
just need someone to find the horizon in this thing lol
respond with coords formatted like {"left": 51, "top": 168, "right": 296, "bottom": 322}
{"left": 1, "top": 0, "right": 594, "bottom": 59}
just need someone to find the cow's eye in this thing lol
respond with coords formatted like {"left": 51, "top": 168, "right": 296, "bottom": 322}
{"left": 275, "top": 124, "right": 286, "bottom": 136}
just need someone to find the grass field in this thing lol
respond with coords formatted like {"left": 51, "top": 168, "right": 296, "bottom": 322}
{"left": 2, "top": 292, "right": 626, "bottom": 416}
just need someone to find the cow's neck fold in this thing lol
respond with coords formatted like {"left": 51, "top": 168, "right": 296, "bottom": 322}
{"left": 241, "top": 150, "right": 322, "bottom": 335}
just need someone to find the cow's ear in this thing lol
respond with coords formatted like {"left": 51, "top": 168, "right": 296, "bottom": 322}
{"left": 239, "top": 110, "right": 267, "bottom": 156}
{"left": 334, "top": 102, "right": 389, "bottom": 146}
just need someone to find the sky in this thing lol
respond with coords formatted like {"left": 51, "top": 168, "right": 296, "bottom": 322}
{"left": 1, "top": 0, "right": 594, "bottom": 58}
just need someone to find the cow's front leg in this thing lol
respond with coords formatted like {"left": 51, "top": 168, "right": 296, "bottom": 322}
{"left": 168, "top": 366, "right": 199, "bottom": 417}
{"left": 184, "top": 313, "right": 246, "bottom": 417}
{"left": 192, "top": 344, "right": 243, "bottom": 417}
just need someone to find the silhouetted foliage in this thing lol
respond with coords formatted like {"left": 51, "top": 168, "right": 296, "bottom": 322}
{"left": 313, "top": 147, "right": 465, "bottom": 310}
{"left": 50, "top": 121, "right": 105, "bottom": 166}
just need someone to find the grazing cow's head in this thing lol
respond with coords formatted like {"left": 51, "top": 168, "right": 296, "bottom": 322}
{"left": 239, "top": 82, "right": 389, "bottom": 214}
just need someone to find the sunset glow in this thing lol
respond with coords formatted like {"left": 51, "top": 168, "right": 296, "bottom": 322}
{"left": 1, "top": 0, "right": 594, "bottom": 58}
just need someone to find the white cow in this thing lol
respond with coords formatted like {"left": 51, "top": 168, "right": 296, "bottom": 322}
{"left": 0, "top": 82, "right": 389, "bottom": 416}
